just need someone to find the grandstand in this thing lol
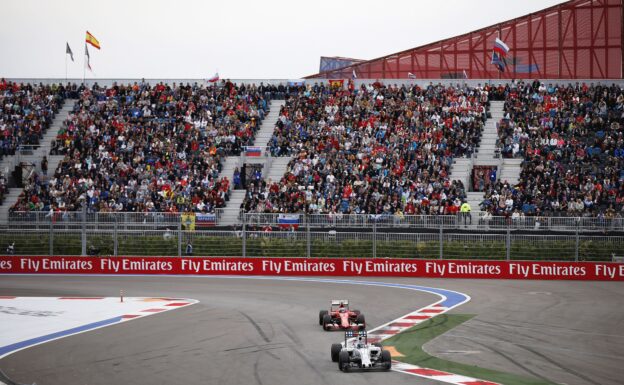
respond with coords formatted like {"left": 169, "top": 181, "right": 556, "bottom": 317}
{"left": 0, "top": 0, "right": 622, "bottom": 259}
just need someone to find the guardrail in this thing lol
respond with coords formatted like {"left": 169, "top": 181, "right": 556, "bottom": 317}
{"left": 6, "top": 211, "right": 624, "bottom": 233}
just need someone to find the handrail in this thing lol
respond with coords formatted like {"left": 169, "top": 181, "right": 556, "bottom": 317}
{"left": 6, "top": 211, "right": 621, "bottom": 233}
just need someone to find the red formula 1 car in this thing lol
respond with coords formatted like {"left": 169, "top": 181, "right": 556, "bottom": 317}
{"left": 319, "top": 300, "right": 365, "bottom": 331}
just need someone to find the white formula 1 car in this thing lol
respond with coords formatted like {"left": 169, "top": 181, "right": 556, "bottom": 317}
{"left": 330, "top": 330, "right": 392, "bottom": 371}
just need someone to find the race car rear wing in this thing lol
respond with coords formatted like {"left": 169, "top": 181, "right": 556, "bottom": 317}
{"left": 331, "top": 299, "right": 349, "bottom": 306}
{"left": 345, "top": 329, "right": 367, "bottom": 344}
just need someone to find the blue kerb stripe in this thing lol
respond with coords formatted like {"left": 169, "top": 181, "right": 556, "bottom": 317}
{"left": 0, "top": 316, "right": 122, "bottom": 356}
{"left": 208, "top": 276, "right": 469, "bottom": 308}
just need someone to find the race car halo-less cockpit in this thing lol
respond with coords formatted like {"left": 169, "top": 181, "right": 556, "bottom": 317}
{"left": 330, "top": 330, "right": 392, "bottom": 372}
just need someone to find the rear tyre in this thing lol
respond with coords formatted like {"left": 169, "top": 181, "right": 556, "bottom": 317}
{"left": 381, "top": 350, "right": 392, "bottom": 370}
{"left": 351, "top": 309, "right": 361, "bottom": 316}
{"left": 331, "top": 343, "right": 342, "bottom": 362}
{"left": 338, "top": 350, "right": 350, "bottom": 371}
{"left": 319, "top": 310, "right": 328, "bottom": 325}
{"left": 356, "top": 313, "right": 365, "bottom": 329}
{"left": 373, "top": 342, "right": 383, "bottom": 349}
{"left": 322, "top": 314, "right": 332, "bottom": 331}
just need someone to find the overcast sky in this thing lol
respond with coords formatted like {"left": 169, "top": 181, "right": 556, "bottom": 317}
{"left": 1, "top": 0, "right": 567, "bottom": 80}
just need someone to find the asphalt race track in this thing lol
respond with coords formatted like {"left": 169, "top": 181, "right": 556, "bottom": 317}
{"left": 0, "top": 276, "right": 622, "bottom": 385}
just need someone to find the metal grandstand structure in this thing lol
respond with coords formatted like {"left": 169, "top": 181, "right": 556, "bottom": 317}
{"left": 306, "top": 0, "right": 623, "bottom": 79}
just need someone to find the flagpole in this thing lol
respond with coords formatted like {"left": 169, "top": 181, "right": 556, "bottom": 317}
{"left": 83, "top": 43, "right": 86, "bottom": 85}
{"left": 65, "top": 51, "right": 67, "bottom": 83}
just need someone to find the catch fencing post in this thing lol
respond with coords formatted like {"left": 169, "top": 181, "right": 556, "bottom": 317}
{"left": 177, "top": 222, "right": 182, "bottom": 257}
{"left": 439, "top": 223, "right": 443, "bottom": 259}
{"left": 49, "top": 222, "right": 53, "bottom": 256}
{"left": 306, "top": 214, "right": 311, "bottom": 258}
{"left": 372, "top": 220, "right": 377, "bottom": 258}
{"left": 506, "top": 227, "right": 511, "bottom": 261}
{"left": 81, "top": 204, "right": 87, "bottom": 256}
{"left": 113, "top": 216, "right": 118, "bottom": 256}
{"left": 242, "top": 213, "right": 247, "bottom": 258}
{"left": 575, "top": 221, "right": 580, "bottom": 262}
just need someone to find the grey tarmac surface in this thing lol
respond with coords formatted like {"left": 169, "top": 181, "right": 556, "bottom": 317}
{"left": 0, "top": 276, "right": 622, "bottom": 385}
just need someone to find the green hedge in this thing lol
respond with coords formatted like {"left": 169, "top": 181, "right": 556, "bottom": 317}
{"left": 0, "top": 232, "right": 619, "bottom": 261}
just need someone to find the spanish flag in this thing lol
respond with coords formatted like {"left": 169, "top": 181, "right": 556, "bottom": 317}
{"left": 328, "top": 79, "right": 344, "bottom": 88}
{"left": 85, "top": 31, "right": 100, "bottom": 50}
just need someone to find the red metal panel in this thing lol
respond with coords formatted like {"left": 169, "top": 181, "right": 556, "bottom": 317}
{"left": 608, "top": 48, "right": 620, "bottom": 77}
{"left": 307, "top": 0, "right": 622, "bottom": 79}
{"left": 578, "top": 48, "right": 591, "bottom": 77}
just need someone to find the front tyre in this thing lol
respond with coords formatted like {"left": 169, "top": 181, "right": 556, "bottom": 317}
{"left": 356, "top": 313, "right": 365, "bottom": 329}
{"left": 319, "top": 310, "right": 328, "bottom": 325}
{"left": 338, "top": 350, "right": 350, "bottom": 371}
{"left": 331, "top": 343, "right": 342, "bottom": 362}
{"left": 381, "top": 350, "right": 392, "bottom": 370}
{"left": 322, "top": 314, "right": 332, "bottom": 331}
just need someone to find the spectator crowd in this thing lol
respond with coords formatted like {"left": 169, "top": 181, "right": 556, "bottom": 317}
{"left": 0, "top": 79, "right": 64, "bottom": 159}
{"left": 11, "top": 81, "right": 267, "bottom": 213}
{"left": 242, "top": 82, "right": 489, "bottom": 215}
{"left": 482, "top": 80, "right": 624, "bottom": 218}
{"left": 6, "top": 78, "right": 623, "bottom": 221}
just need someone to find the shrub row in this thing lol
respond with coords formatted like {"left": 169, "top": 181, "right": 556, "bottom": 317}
{"left": 0, "top": 232, "right": 619, "bottom": 261}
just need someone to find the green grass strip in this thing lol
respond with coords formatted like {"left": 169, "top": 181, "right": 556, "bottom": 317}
{"left": 383, "top": 314, "right": 558, "bottom": 385}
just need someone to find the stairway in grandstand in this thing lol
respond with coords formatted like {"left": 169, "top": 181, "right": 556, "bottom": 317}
{"left": 254, "top": 99, "right": 285, "bottom": 156}
{"left": 449, "top": 158, "right": 471, "bottom": 193}
{"left": 483, "top": 101, "right": 522, "bottom": 186}
{"left": 477, "top": 101, "right": 503, "bottom": 159}
{"left": 448, "top": 100, "right": 522, "bottom": 215}
{"left": 218, "top": 100, "right": 291, "bottom": 226}
{"left": 0, "top": 101, "right": 75, "bottom": 224}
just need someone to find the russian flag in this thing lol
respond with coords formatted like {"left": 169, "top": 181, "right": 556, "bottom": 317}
{"left": 245, "top": 146, "right": 262, "bottom": 157}
{"left": 278, "top": 214, "right": 300, "bottom": 229}
{"left": 492, "top": 51, "right": 507, "bottom": 72}
{"left": 493, "top": 38, "right": 510, "bottom": 56}
{"left": 196, "top": 213, "right": 216, "bottom": 227}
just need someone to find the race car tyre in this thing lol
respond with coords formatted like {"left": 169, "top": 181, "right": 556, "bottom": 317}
{"left": 319, "top": 310, "right": 328, "bottom": 325}
{"left": 352, "top": 309, "right": 361, "bottom": 316}
{"left": 339, "top": 350, "right": 350, "bottom": 371}
{"left": 356, "top": 314, "right": 365, "bottom": 328}
{"left": 331, "top": 343, "right": 342, "bottom": 362}
{"left": 373, "top": 342, "right": 383, "bottom": 349}
{"left": 322, "top": 314, "right": 332, "bottom": 331}
{"left": 381, "top": 350, "right": 392, "bottom": 370}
